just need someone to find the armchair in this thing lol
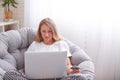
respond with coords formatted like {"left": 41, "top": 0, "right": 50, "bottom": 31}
{"left": 0, "top": 27, "right": 95, "bottom": 80}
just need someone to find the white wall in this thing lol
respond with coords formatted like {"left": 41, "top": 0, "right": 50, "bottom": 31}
{"left": 0, "top": 0, "right": 24, "bottom": 27}
{"left": 24, "top": 0, "right": 120, "bottom": 80}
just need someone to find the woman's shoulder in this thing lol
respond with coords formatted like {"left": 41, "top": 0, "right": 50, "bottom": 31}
{"left": 56, "top": 39, "right": 66, "bottom": 43}
{"left": 30, "top": 41, "right": 41, "bottom": 46}
{"left": 27, "top": 41, "right": 42, "bottom": 51}
{"left": 55, "top": 40, "right": 68, "bottom": 46}
{"left": 32, "top": 41, "right": 41, "bottom": 44}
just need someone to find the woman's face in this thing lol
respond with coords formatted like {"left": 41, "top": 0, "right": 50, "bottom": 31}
{"left": 40, "top": 24, "right": 53, "bottom": 44}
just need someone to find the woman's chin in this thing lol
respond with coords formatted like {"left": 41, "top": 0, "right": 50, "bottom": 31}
{"left": 43, "top": 40, "right": 54, "bottom": 45}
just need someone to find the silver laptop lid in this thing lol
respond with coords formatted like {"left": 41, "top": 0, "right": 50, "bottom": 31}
{"left": 25, "top": 51, "right": 67, "bottom": 79}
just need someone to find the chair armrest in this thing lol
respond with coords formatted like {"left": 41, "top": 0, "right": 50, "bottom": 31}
{"left": 78, "top": 60, "right": 95, "bottom": 80}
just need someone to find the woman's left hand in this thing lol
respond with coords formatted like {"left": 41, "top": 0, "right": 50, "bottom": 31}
{"left": 67, "top": 67, "right": 80, "bottom": 74}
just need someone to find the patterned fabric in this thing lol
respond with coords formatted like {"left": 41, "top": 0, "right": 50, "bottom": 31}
{"left": 61, "top": 75, "right": 86, "bottom": 80}
{"left": 3, "top": 70, "right": 27, "bottom": 80}
{"left": 0, "top": 74, "right": 3, "bottom": 80}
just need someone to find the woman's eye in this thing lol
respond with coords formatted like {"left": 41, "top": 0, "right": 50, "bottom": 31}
{"left": 48, "top": 31, "right": 52, "bottom": 33}
{"left": 42, "top": 31, "right": 45, "bottom": 33}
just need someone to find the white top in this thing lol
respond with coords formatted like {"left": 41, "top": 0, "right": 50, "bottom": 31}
{"left": 27, "top": 40, "right": 72, "bottom": 57}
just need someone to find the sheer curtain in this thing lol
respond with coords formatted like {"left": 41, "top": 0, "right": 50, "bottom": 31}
{"left": 24, "top": 0, "right": 120, "bottom": 80}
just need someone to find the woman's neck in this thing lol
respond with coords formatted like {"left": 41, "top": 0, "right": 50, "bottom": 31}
{"left": 43, "top": 39, "right": 55, "bottom": 45}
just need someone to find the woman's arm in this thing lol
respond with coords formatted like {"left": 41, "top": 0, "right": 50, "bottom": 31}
{"left": 67, "top": 57, "right": 72, "bottom": 74}
{"left": 67, "top": 57, "right": 80, "bottom": 74}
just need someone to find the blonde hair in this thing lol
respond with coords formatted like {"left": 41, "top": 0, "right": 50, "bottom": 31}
{"left": 35, "top": 18, "right": 62, "bottom": 42}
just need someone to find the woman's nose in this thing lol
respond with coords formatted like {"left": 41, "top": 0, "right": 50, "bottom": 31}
{"left": 45, "top": 33, "right": 49, "bottom": 37}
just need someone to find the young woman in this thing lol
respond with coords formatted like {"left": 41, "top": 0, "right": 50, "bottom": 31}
{"left": 27, "top": 18, "right": 80, "bottom": 75}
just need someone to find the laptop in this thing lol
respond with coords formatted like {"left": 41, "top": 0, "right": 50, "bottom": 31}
{"left": 25, "top": 51, "right": 67, "bottom": 79}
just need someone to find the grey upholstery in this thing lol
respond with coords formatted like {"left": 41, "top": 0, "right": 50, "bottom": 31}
{"left": 0, "top": 27, "right": 95, "bottom": 80}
